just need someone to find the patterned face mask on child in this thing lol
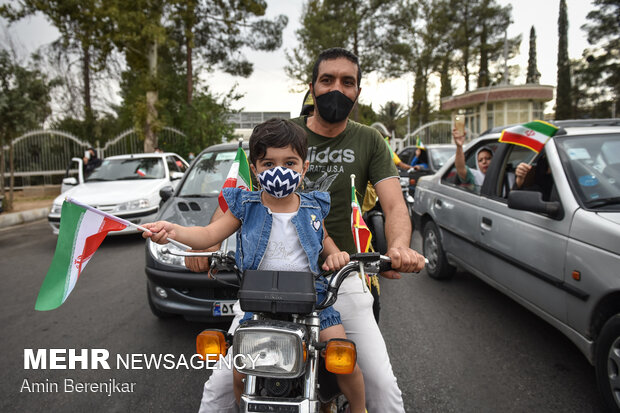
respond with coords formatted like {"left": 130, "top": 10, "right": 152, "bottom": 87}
{"left": 257, "top": 166, "right": 301, "bottom": 198}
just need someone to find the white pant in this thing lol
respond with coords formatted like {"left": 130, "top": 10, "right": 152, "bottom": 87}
{"left": 198, "top": 275, "right": 405, "bottom": 413}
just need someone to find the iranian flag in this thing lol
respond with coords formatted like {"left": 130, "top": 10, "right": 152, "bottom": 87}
{"left": 218, "top": 141, "right": 253, "bottom": 213}
{"left": 35, "top": 199, "right": 128, "bottom": 311}
{"left": 351, "top": 177, "right": 372, "bottom": 253}
{"left": 499, "top": 120, "right": 559, "bottom": 153}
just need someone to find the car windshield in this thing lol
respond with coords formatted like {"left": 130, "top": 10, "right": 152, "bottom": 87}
{"left": 556, "top": 133, "right": 620, "bottom": 209}
{"left": 429, "top": 147, "right": 455, "bottom": 170}
{"left": 178, "top": 150, "right": 244, "bottom": 196}
{"left": 85, "top": 158, "right": 165, "bottom": 181}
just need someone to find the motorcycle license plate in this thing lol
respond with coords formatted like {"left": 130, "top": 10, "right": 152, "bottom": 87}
{"left": 213, "top": 301, "right": 235, "bottom": 316}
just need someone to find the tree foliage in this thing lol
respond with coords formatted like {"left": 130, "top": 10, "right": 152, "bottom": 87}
{"left": 526, "top": 26, "right": 540, "bottom": 84}
{"left": 0, "top": 49, "right": 57, "bottom": 209}
{"left": 555, "top": 0, "right": 572, "bottom": 119}
{"left": 580, "top": 0, "right": 620, "bottom": 113}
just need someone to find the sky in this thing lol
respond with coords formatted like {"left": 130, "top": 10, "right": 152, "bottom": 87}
{"left": 0, "top": 0, "right": 597, "bottom": 117}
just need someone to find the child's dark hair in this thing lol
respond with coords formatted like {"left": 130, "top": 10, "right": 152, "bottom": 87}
{"left": 249, "top": 118, "right": 308, "bottom": 165}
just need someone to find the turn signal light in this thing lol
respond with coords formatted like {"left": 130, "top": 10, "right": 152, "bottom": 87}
{"left": 410, "top": 178, "right": 416, "bottom": 185}
{"left": 196, "top": 330, "right": 228, "bottom": 361}
{"left": 325, "top": 339, "right": 357, "bottom": 375}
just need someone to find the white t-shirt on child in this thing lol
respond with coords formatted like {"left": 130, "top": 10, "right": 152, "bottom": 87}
{"left": 257, "top": 211, "right": 312, "bottom": 273}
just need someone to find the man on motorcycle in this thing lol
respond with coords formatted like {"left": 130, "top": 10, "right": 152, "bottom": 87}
{"left": 193, "top": 48, "right": 425, "bottom": 413}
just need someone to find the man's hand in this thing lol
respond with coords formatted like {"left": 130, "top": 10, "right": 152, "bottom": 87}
{"left": 381, "top": 246, "right": 425, "bottom": 279}
{"left": 185, "top": 245, "right": 220, "bottom": 273}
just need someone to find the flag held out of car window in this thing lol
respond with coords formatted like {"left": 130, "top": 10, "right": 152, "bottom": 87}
{"left": 499, "top": 120, "right": 559, "bottom": 154}
{"left": 218, "top": 139, "right": 253, "bottom": 213}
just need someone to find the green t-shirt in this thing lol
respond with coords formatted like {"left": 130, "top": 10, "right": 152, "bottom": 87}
{"left": 291, "top": 116, "right": 398, "bottom": 254}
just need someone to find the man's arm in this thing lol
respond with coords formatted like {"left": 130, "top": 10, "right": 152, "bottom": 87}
{"left": 374, "top": 177, "right": 425, "bottom": 277}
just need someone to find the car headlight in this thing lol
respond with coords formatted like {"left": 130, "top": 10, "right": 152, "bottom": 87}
{"left": 233, "top": 321, "right": 305, "bottom": 378}
{"left": 148, "top": 239, "right": 186, "bottom": 267}
{"left": 113, "top": 198, "right": 150, "bottom": 212}
{"left": 50, "top": 204, "right": 62, "bottom": 215}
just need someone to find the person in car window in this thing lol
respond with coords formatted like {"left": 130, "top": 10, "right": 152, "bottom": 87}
{"left": 409, "top": 147, "right": 429, "bottom": 171}
{"left": 514, "top": 156, "right": 554, "bottom": 201}
{"left": 453, "top": 129, "right": 493, "bottom": 188}
{"left": 142, "top": 118, "right": 367, "bottom": 412}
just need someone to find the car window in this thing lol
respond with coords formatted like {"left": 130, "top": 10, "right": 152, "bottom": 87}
{"left": 174, "top": 156, "right": 188, "bottom": 173}
{"left": 556, "top": 134, "right": 620, "bottom": 210}
{"left": 166, "top": 156, "right": 180, "bottom": 173}
{"left": 441, "top": 140, "right": 498, "bottom": 194}
{"left": 397, "top": 147, "right": 415, "bottom": 165}
{"left": 85, "top": 158, "right": 165, "bottom": 181}
{"left": 496, "top": 145, "right": 537, "bottom": 198}
{"left": 178, "top": 150, "right": 247, "bottom": 196}
{"left": 429, "top": 147, "right": 455, "bottom": 170}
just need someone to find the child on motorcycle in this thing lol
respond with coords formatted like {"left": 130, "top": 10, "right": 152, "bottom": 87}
{"left": 142, "top": 118, "right": 366, "bottom": 412}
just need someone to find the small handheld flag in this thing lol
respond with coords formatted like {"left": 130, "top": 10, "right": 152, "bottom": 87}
{"left": 415, "top": 136, "right": 424, "bottom": 148}
{"left": 351, "top": 175, "right": 372, "bottom": 291}
{"left": 35, "top": 198, "right": 189, "bottom": 311}
{"left": 499, "top": 120, "right": 559, "bottom": 154}
{"left": 218, "top": 139, "right": 253, "bottom": 213}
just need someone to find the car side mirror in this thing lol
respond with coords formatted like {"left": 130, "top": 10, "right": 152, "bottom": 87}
{"left": 507, "top": 190, "right": 563, "bottom": 219}
{"left": 159, "top": 186, "right": 174, "bottom": 203}
{"left": 170, "top": 171, "right": 184, "bottom": 180}
{"left": 62, "top": 177, "right": 78, "bottom": 186}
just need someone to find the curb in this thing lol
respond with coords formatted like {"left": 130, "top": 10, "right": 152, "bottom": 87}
{"left": 0, "top": 207, "right": 50, "bottom": 229}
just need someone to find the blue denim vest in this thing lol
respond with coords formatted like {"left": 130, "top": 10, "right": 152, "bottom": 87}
{"left": 222, "top": 188, "right": 331, "bottom": 275}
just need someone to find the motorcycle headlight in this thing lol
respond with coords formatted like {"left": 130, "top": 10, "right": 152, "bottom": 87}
{"left": 113, "top": 198, "right": 150, "bottom": 212}
{"left": 399, "top": 176, "right": 409, "bottom": 187}
{"left": 233, "top": 321, "right": 305, "bottom": 378}
{"left": 148, "top": 239, "right": 186, "bottom": 267}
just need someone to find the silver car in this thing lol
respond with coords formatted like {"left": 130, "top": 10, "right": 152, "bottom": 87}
{"left": 413, "top": 120, "right": 620, "bottom": 412}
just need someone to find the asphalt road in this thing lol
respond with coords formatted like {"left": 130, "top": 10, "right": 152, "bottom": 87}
{"left": 0, "top": 220, "right": 608, "bottom": 412}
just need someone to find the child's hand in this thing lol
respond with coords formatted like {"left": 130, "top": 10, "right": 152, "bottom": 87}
{"left": 322, "top": 251, "right": 350, "bottom": 271}
{"left": 141, "top": 221, "right": 177, "bottom": 244}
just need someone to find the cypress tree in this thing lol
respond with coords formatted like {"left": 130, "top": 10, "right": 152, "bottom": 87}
{"left": 526, "top": 26, "right": 540, "bottom": 84}
{"left": 555, "top": 0, "right": 572, "bottom": 119}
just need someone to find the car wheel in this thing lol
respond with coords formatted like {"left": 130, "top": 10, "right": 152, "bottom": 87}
{"left": 368, "top": 214, "right": 387, "bottom": 255}
{"left": 147, "top": 285, "right": 175, "bottom": 319}
{"left": 595, "top": 314, "right": 620, "bottom": 413}
{"left": 422, "top": 221, "right": 455, "bottom": 280}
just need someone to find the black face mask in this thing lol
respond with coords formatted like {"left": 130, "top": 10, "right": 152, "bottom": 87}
{"left": 314, "top": 90, "right": 355, "bottom": 123}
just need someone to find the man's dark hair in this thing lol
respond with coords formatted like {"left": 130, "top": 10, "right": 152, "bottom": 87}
{"left": 311, "top": 48, "right": 362, "bottom": 88}
{"left": 249, "top": 118, "right": 308, "bottom": 165}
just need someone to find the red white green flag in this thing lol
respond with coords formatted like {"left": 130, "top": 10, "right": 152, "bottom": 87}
{"left": 35, "top": 199, "right": 128, "bottom": 311}
{"left": 218, "top": 142, "right": 253, "bottom": 213}
{"left": 351, "top": 180, "right": 372, "bottom": 253}
{"left": 499, "top": 120, "right": 559, "bottom": 153}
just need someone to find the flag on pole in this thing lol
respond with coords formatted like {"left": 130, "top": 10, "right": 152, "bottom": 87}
{"left": 218, "top": 141, "right": 253, "bottom": 213}
{"left": 499, "top": 120, "right": 559, "bottom": 153}
{"left": 35, "top": 199, "right": 128, "bottom": 311}
{"left": 351, "top": 179, "right": 372, "bottom": 253}
{"left": 415, "top": 136, "right": 424, "bottom": 148}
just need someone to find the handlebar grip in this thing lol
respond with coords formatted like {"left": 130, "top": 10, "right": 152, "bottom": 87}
{"left": 379, "top": 260, "right": 393, "bottom": 273}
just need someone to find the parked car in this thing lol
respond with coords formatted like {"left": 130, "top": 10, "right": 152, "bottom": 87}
{"left": 48, "top": 152, "right": 188, "bottom": 234}
{"left": 144, "top": 142, "right": 249, "bottom": 322}
{"left": 413, "top": 121, "right": 620, "bottom": 412}
{"left": 397, "top": 144, "right": 455, "bottom": 196}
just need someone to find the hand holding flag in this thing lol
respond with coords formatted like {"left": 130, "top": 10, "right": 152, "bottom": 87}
{"left": 35, "top": 198, "right": 189, "bottom": 311}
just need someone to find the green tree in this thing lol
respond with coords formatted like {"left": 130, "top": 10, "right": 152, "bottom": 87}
{"left": 555, "top": 0, "right": 572, "bottom": 119}
{"left": 378, "top": 101, "right": 406, "bottom": 138}
{"left": 285, "top": 0, "right": 396, "bottom": 88}
{"left": 526, "top": 26, "right": 540, "bottom": 84}
{"left": 0, "top": 50, "right": 56, "bottom": 211}
{"left": 1, "top": 0, "right": 114, "bottom": 138}
{"left": 581, "top": 0, "right": 620, "bottom": 116}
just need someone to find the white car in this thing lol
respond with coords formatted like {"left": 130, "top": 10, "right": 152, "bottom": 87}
{"left": 48, "top": 153, "right": 188, "bottom": 234}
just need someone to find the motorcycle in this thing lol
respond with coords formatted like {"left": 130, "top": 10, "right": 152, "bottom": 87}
{"left": 165, "top": 248, "right": 392, "bottom": 413}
